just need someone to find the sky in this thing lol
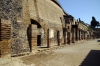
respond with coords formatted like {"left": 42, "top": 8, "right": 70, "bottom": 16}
{"left": 58, "top": 0, "right": 100, "bottom": 24}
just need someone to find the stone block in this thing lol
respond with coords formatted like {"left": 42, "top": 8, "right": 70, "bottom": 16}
{"left": 0, "top": 49, "right": 10, "bottom": 55}
{"left": 0, "top": 40, "right": 10, "bottom": 49}
{"left": 31, "top": 24, "right": 37, "bottom": 29}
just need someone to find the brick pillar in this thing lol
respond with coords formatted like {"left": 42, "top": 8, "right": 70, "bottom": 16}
{"left": 85, "top": 33, "right": 87, "bottom": 40}
{"left": 82, "top": 31, "right": 84, "bottom": 40}
{"left": 72, "top": 28, "right": 75, "bottom": 43}
{"left": 47, "top": 29, "right": 50, "bottom": 48}
{"left": 84, "top": 32, "right": 85, "bottom": 40}
{"left": 43, "top": 27, "right": 48, "bottom": 48}
{"left": 48, "top": 28, "right": 54, "bottom": 48}
{"left": 41, "top": 28, "right": 44, "bottom": 46}
{"left": 0, "top": 19, "right": 1, "bottom": 41}
{"left": 70, "top": 32, "right": 72, "bottom": 44}
{"left": 79, "top": 30, "right": 81, "bottom": 40}
{"left": 57, "top": 31, "right": 60, "bottom": 46}
{"left": 67, "top": 32, "right": 71, "bottom": 44}
{"left": 90, "top": 33, "right": 91, "bottom": 39}
{"left": 58, "top": 31, "right": 62, "bottom": 46}
{"left": 64, "top": 31, "right": 67, "bottom": 44}
{"left": 79, "top": 30, "right": 80, "bottom": 40}
{"left": 81, "top": 31, "right": 83, "bottom": 40}
{"left": 74, "top": 28, "right": 76, "bottom": 42}
{"left": 77, "top": 29, "right": 79, "bottom": 41}
{"left": 84, "top": 32, "right": 85, "bottom": 39}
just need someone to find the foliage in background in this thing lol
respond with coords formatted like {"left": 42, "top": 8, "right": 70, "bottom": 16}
{"left": 91, "top": 16, "right": 100, "bottom": 29}
{"left": 88, "top": 27, "right": 92, "bottom": 32}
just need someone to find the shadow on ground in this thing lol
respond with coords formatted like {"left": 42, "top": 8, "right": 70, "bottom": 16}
{"left": 80, "top": 50, "right": 100, "bottom": 66}
{"left": 97, "top": 40, "right": 100, "bottom": 42}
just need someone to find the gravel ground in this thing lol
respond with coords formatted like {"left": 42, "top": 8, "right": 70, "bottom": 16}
{"left": 0, "top": 39, "right": 100, "bottom": 66}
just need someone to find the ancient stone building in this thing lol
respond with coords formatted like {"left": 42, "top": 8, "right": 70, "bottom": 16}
{"left": 0, "top": 0, "right": 66, "bottom": 57}
{"left": 63, "top": 14, "right": 92, "bottom": 44}
{"left": 0, "top": 0, "right": 93, "bottom": 57}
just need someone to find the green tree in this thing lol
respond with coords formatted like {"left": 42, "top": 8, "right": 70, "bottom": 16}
{"left": 88, "top": 27, "right": 92, "bottom": 32}
{"left": 79, "top": 18, "right": 81, "bottom": 22}
{"left": 90, "top": 16, "right": 98, "bottom": 29}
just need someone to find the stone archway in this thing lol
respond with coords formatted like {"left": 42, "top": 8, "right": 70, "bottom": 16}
{"left": 27, "top": 19, "right": 45, "bottom": 52}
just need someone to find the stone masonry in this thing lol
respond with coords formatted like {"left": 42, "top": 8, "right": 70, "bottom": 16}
{"left": 0, "top": 0, "right": 96, "bottom": 57}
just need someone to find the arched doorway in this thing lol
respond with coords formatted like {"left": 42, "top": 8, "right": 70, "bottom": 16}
{"left": 27, "top": 19, "right": 43, "bottom": 52}
{"left": 31, "top": 19, "right": 42, "bottom": 46}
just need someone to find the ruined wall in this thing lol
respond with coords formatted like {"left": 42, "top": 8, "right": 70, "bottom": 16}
{"left": 0, "top": 0, "right": 65, "bottom": 56}
{"left": 28, "top": 0, "right": 65, "bottom": 30}
{"left": 0, "top": 0, "right": 30, "bottom": 56}
{"left": 28, "top": 0, "right": 65, "bottom": 46}
{"left": 37, "top": 0, "right": 64, "bottom": 45}
{"left": 28, "top": 0, "right": 37, "bottom": 20}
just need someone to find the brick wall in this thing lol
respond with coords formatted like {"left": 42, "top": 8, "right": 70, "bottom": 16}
{"left": 0, "top": 0, "right": 65, "bottom": 56}
{"left": 0, "top": 0, "right": 30, "bottom": 56}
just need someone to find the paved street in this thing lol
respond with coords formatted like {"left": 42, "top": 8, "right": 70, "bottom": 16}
{"left": 0, "top": 39, "right": 100, "bottom": 66}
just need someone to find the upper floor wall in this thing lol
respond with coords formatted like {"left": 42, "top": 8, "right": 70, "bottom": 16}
{"left": 28, "top": 0, "right": 65, "bottom": 28}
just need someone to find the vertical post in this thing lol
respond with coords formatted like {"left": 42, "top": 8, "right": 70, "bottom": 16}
{"left": 0, "top": 19, "right": 1, "bottom": 41}
{"left": 70, "top": 32, "right": 72, "bottom": 44}
{"left": 82, "top": 31, "right": 84, "bottom": 40}
{"left": 57, "top": 31, "right": 60, "bottom": 46}
{"left": 85, "top": 32, "right": 87, "bottom": 40}
{"left": 64, "top": 31, "right": 67, "bottom": 44}
{"left": 72, "top": 28, "right": 75, "bottom": 43}
{"left": 47, "top": 29, "right": 50, "bottom": 48}
{"left": 47, "top": 28, "right": 54, "bottom": 48}
{"left": 67, "top": 32, "right": 71, "bottom": 44}
{"left": 41, "top": 28, "right": 44, "bottom": 46}
{"left": 90, "top": 32, "right": 91, "bottom": 40}
{"left": 80, "top": 30, "right": 81, "bottom": 40}
{"left": 77, "top": 29, "right": 79, "bottom": 41}
{"left": 81, "top": 31, "right": 83, "bottom": 40}
{"left": 79, "top": 30, "right": 80, "bottom": 40}
{"left": 84, "top": 32, "right": 85, "bottom": 39}
{"left": 57, "top": 31, "right": 62, "bottom": 46}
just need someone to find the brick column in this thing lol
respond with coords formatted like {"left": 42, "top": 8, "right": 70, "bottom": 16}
{"left": 0, "top": 19, "right": 1, "bottom": 41}
{"left": 67, "top": 32, "right": 71, "bottom": 44}
{"left": 82, "top": 31, "right": 84, "bottom": 40}
{"left": 47, "top": 29, "right": 50, "bottom": 48}
{"left": 70, "top": 32, "right": 72, "bottom": 44}
{"left": 48, "top": 28, "right": 55, "bottom": 48}
{"left": 85, "top": 33, "right": 87, "bottom": 40}
{"left": 79, "top": 30, "right": 81, "bottom": 40}
{"left": 77, "top": 29, "right": 79, "bottom": 41}
{"left": 90, "top": 33, "right": 92, "bottom": 39}
{"left": 64, "top": 31, "right": 67, "bottom": 44}
{"left": 41, "top": 28, "right": 45, "bottom": 46}
{"left": 72, "top": 28, "right": 75, "bottom": 43}
{"left": 57, "top": 31, "right": 61, "bottom": 46}
{"left": 81, "top": 31, "right": 83, "bottom": 40}
{"left": 84, "top": 32, "right": 85, "bottom": 39}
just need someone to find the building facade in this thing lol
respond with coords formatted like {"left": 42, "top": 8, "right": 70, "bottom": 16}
{"left": 0, "top": 0, "right": 94, "bottom": 57}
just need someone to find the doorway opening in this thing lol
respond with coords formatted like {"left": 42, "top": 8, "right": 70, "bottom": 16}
{"left": 37, "top": 35, "right": 41, "bottom": 46}
{"left": 28, "top": 19, "right": 42, "bottom": 52}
